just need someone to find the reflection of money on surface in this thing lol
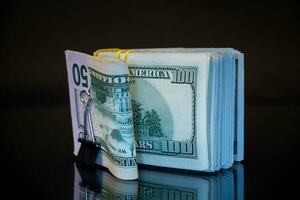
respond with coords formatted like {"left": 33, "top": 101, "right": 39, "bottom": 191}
{"left": 73, "top": 163, "right": 244, "bottom": 200}
{"left": 74, "top": 164, "right": 138, "bottom": 200}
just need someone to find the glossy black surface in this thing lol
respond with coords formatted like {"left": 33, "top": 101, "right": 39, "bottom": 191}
{"left": 1, "top": 1, "right": 300, "bottom": 199}
{"left": 2, "top": 104, "right": 299, "bottom": 199}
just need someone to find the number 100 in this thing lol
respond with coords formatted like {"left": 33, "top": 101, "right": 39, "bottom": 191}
{"left": 172, "top": 70, "right": 195, "bottom": 84}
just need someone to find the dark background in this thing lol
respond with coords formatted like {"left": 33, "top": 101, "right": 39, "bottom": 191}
{"left": 1, "top": 0, "right": 299, "bottom": 199}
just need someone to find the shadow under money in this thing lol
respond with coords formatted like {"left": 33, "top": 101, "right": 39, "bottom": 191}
{"left": 73, "top": 162, "right": 244, "bottom": 200}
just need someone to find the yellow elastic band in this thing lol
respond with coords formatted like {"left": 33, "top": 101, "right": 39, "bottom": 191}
{"left": 116, "top": 49, "right": 127, "bottom": 59}
{"left": 93, "top": 48, "right": 134, "bottom": 62}
{"left": 124, "top": 50, "right": 134, "bottom": 62}
{"left": 93, "top": 48, "right": 121, "bottom": 57}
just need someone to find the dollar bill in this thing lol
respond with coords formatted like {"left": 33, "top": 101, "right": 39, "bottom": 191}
{"left": 123, "top": 48, "right": 244, "bottom": 162}
{"left": 128, "top": 63, "right": 206, "bottom": 166}
{"left": 65, "top": 50, "right": 138, "bottom": 180}
{"left": 99, "top": 49, "right": 244, "bottom": 171}
{"left": 126, "top": 53, "right": 212, "bottom": 171}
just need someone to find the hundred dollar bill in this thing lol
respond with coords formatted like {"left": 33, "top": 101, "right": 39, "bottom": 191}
{"left": 65, "top": 50, "right": 138, "bottom": 180}
{"left": 128, "top": 48, "right": 244, "bottom": 162}
{"left": 98, "top": 49, "right": 244, "bottom": 171}
{"left": 99, "top": 51, "right": 213, "bottom": 171}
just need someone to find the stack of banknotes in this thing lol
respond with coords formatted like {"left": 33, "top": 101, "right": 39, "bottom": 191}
{"left": 65, "top": 48, "right": 244, "bottom": 180}
{"left": 74, "top": 163, "right": 244, "bottom": 200}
